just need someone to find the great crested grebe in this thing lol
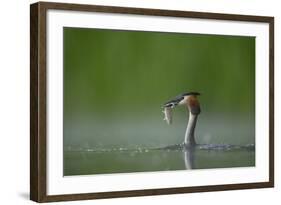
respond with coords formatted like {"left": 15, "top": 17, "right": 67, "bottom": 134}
{"left": 163, "top": 92, "right": 201, "bottom": 146}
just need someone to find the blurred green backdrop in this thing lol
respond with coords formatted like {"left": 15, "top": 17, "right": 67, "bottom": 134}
{"left": 63, "top": 28, "right": 255, "bottom": 175}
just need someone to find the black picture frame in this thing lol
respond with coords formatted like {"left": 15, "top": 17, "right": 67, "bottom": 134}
{"left": 30, "top": 1, "right": 274, "bottom": 202}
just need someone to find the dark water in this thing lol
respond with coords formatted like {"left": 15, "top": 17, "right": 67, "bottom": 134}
{"left": 64, "top": 144, "right": 255, "bottom": 176}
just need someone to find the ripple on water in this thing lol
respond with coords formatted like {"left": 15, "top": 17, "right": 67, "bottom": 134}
{"left": 64, "top": 143, "right": 255, "bottom": 153}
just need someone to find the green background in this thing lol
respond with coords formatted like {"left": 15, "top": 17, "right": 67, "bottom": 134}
{"left": 63, "top": 27, "right": 255, "bottom": 175}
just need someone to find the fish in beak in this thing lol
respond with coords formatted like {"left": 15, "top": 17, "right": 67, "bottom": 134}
{"left": 162, "top": 92, "right": 200, "bottom": 124}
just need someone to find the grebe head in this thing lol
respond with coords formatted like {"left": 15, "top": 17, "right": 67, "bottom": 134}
{"left": 163, "top": 92, "right": 201, "bottom": 114}
{"left": 180, "top": 92, "right": 201, "bottom": 115}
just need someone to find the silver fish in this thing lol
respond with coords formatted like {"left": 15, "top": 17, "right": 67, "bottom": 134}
{"left": 163, "top": 106, "right": 173, "bottom": 125}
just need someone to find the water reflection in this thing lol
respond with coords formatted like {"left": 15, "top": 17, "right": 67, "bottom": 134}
{"left": 64, "top": 143, "right": 255, "bottom": 175}
{"left": 160, "top": 144, "right": 255, "bottom": 170}
{"left": 183, "top": 147, "right": 195, "bottom": 169}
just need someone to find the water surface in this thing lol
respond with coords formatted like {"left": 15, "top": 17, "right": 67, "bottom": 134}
{"left": 64, "top": 143, "right": 255, "bottom": 176}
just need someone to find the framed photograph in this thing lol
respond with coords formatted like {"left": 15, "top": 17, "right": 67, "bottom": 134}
{"left": 30, "top": 1, "right": 274, "bottom": 202}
